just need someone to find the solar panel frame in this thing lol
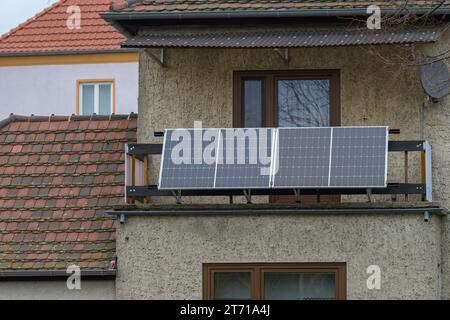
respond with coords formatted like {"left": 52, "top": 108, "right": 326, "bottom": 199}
{"left": 158, "top": 128, "right": 221, "bottom": 190}
{"left": 272, "top": 126, "right": 388, "bottom": 189}
{"left": 328, "top": 126, "right": 389, "bottom": 188}
{"left": 273, "top": 127, "right": 331, "bottom": 189}
{"left": 214, "top": 128, "right": 276, "bottom": 189}
{"left": 158, "top": 126, "right": 389, "bottom": 190}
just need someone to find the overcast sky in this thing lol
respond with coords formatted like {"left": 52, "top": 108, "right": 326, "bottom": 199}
{"left": 0, "top": 0, "right": 59, "bottom": 36}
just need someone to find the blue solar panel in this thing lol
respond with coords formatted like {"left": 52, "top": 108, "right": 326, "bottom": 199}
{"left": 158, "top": 129, "right": 218, "bottom": 189}
{"left": 214, "top": 128, "right": 275, "bottom": 188}
{"left": 158, "top": 127, "right": 388, "bottom": 190}
{"left": 273, "top": 127, "right": 331, "bottom": 188}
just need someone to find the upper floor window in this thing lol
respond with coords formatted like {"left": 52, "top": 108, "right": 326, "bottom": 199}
{"left": 233, "top": 70, "right": 340, "bottom": 128}
{"left": 233, "top": 70, "right": 341, "bottom": 204}
{"left": 77, "top": 80, "right": 115, "bottom": 115}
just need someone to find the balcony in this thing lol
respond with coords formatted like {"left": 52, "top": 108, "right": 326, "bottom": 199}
{"left": 124, "top": 129, "right": 432, "bottom": 205}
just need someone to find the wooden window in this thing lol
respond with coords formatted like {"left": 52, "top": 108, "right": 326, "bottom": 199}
{"left": 203, "top": 263, "right": 346, "bottom": 300}
{"left": 77, "top": 79, "right": 115, "bottom": 115}
{"left": 233, "top": 70, "right": 341, "bottom": 203}
{"left": 233, "top": 70, "right": 341, "bottom": 128}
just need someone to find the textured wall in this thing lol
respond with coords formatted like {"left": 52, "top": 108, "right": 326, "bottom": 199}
{"left": 422, "top": 29, "right": 450, "bottom": 299}
{"left": 0, "top": 280, "right": 115, "bottom": 300}
{"left": 138, "top": 45, "right": 423, "bottom": 140}
{"left": 125, "top": 29, "right": 450, "bottom": 299}
{"left": 116, "top": 214, "right": 441, "bottom": 300}
{"left": 0, "top": 62, "right": 138, "bottom": 120}
{"left": 138, "top": 43, "right": 424, "bottom": 203}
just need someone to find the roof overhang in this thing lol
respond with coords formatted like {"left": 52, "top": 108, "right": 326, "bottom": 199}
{"left": 101, "top": 7, "right": 450, "bottom": 37}
{"left": 0, "top": 269, "right": 116, "bottom": 282}
{"left": 121, "top": 26, "right": 444, "bottom": 49}
{"left": 102, "top": 7, "right": 450, "bottom": 22}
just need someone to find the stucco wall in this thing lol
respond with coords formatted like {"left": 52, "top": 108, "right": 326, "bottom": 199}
{"left": 123, "top": 28, "right": 450, "bottom": 299}
{"left": 422, "top": 29, "right": 450, "bottom": 299}
{"left": 0, "top": 280, "right": 115, "bottom": 300}
{"left": 138, "top": 42, "right": 426, "bottom": 204}
{"left": 116, "top": 214, "right": 441, "bottom": 300}
{"left": 0, "top": 62, "right": 138, "bottom": 120}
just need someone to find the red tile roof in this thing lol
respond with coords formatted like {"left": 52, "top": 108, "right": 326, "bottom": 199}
{"left": 113, "top": 0, "right": 449, "bottom": 13}
{"left": 0, "top": 114, "right": 137, "bottom": 271}
{"left": 0, "top": 0, "right": 128, "bottom": 54}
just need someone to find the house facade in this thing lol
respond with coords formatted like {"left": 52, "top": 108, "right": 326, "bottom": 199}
{"left": 104, "top": 0, "right": 450, "bottom": 300}
{"left": 0, "top": 0, "right": 138, "bottom": 120}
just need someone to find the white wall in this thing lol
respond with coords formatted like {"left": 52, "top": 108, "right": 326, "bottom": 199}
{"left": 0, "top": 280, "right": 115, "bottom": 300}
{"left": 0, "top": 62, "right": 138, "bottom": 120}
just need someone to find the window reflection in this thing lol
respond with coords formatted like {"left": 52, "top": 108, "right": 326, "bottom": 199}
{"left": 214, "top": 272, "right": 252, "bottom": 300}
{"left": 278, "top": 80, "right": 330, "bottom": 127}
{"left": 264, "top": 272, "right": 336, "bottom": 300}
{"left": 243, "top": 80, "right": 263, "bottom": 127}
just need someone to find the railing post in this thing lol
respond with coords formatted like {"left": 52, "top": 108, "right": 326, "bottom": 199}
{"left": 144, "top": 155, "right": 149, "bottom": 204}
{"left": 131, "top": 154, "right": 136, "bottom": 204}
{"left": 421, "top": 149, "right": 426, "bottom": 201}
{"left": 404, "top": 151, "right": 409, "bottom": 200}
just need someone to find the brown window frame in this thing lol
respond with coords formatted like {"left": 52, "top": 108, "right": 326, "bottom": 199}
{"left": 203, "top": 262, "right": 347, "bottom": 300}
{"left": 233, "top": 70, "right": 341, "bottom": 128}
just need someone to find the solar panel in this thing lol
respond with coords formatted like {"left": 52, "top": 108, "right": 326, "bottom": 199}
{"left": 273, "top": 126, "right": 388, "bottom": 188}
{"left": 159, "top": 129, "right": 218, "bottom": 189}
{"left": 158, "top": 126, "right": 388, "bottom": 190}
{"left": 214, "top": 128, "right": 275, "bottom": 188}
{"left": 329, "top": 127, "right": 388, "bottom": 188}
{"left": 273, "top": 127, "right": 332, "bottom": 188}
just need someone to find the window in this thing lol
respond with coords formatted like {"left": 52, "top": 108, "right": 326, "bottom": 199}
{"left": 77, "top": 80, "right": 115, "bottom": 115}
{"left": 203, "top": 263, "right": 346, "bottom": 300}
{"left": 233, "top": 70, "right": 341, "bottom": 204}
{"left": 233, "top": 70, "right": 340, "bottom": 128}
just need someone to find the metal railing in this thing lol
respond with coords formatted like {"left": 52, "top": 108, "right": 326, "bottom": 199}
{"left": 124, "top": 136, "right": 433, "bottom": 204}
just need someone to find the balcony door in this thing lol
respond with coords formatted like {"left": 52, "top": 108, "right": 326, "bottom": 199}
{"left": 233, "top": 70, "right": 341, "bottom": 203}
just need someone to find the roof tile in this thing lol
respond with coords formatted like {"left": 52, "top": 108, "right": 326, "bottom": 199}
{"left": 0, "top": 0, "right": 128, "bottom": 54}
{"left": 0, "top": 114, "right": 137, "bottom": 271}
{"left": 116, "top": 0, "right": 449, "bottom": 13}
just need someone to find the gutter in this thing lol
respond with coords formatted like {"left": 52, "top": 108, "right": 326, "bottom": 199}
{"left": 0, "top": 269, "right": 116, "bottom": 282}
{"left": 101, "top": 7, "right": 450, "bottom": 22}
{"left": 107, "top": 206, "right": 446, "bottom": 217}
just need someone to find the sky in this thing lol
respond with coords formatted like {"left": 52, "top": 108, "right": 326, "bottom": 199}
{"left": 0, "top": 0, "right": 59, "bottom": 36}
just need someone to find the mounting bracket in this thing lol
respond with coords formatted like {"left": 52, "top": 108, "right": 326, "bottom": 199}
{"left": 172, "top": 190, "right": 182, "bottom": 204}
{"left": 366, "top": 188, "right": 373, "bottom": 203}
{"left": 293, "top": 189, "right": 301, "bottom": 203}
{"left": 145, "top": 48, "right": 166, "bottom": 67}
{"left": 274, "top": 48, "right": 290, "bottom": 64}
{"left": 243, "top": 189, "right": 252, "bottom": 204}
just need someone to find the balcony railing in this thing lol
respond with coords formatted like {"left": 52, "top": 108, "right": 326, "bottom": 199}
{"left": 124, "top": 133, "right": 432, "bottom": 204}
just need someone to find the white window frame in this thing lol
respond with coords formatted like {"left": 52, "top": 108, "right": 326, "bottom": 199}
{"left": 78, "top": 80, "right": 115, "bottom": 115}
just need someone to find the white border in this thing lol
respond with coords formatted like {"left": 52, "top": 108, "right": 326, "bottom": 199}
{"left": 157, "top": 129, "right": 168, "bottom": 188}
{"left": 384, "top": 127, "right": 389, "bottom": 187}
{"left": 213, "top": 129, "right": 221, "bottom": 188}
{"left": 327, "top": 127, "right": 334, "bottom": 187}
{"left": 424, "top": 140, "right": 433, "bottom": 202}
